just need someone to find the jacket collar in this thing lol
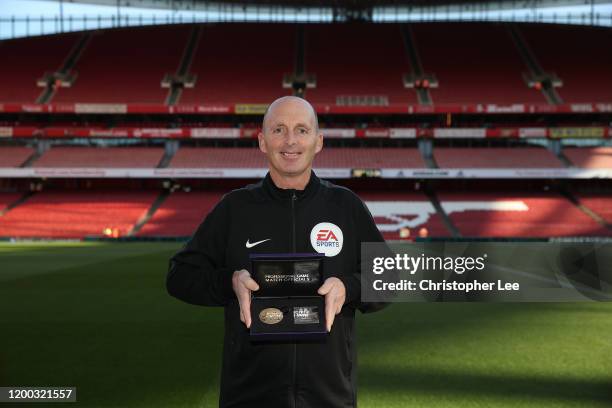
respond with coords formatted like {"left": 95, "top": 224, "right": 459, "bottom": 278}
{"left": 263, "top": 169, "right": 320, "bottom": 201}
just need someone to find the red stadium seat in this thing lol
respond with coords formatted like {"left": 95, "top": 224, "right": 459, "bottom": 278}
{"left": 0, "top": 33, "right": 79, "bottom": 103}
{"left": 169, "top": 147, "right": 427, "bottom": 169}
{"left": 180, "top": 24, "right": 294, "bottom": 104}
{"left": 438, "top": 192, "right": 611, "bottom": 237}
{"left": 358, "top": 191, "right": 450, "bottom": 239}
{"left": 0, "top": 193, "right": 22, "bottom": 212}
{"left": 0, "top": 190, "right": 156, "bottom": 238}
{"left": 304, "top": 24, "right": 418, "bottom": 104}
{"left": 564, "top": 147, "right": 612, "bottom": 169}
{"left": 0, "top": 146, "right": 35, "bottom": 167}
{"left": 434, "top": 147, "right": 564, "bottom": 168}
{"left": 413, "top": 23, "right": 545, "bottom": 104}
{"left": 52, "top": 26, "right": 191, "bottom": 103}
{"left": 33, "top": 147, "right": 164, "bottom": 168}
{"left": 519, "top": 24, "right": 612, "bottom": 103}
{"left": 137, "top": 191, "right": 224, "bottom": 237}
{"left": 574, "top": 193, "right": 612, "bottom": 223}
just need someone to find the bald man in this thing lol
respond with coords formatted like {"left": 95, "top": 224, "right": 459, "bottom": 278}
{"left": 167, "top": 96, "right": 386, "bottom": 408}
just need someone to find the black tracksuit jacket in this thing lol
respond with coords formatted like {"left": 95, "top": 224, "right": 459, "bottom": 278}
{"left": 166, "top": 170, "right": 386, "bottom": 408}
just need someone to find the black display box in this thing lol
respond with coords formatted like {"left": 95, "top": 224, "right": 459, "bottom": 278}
{"left": 249, "top": 253, "right": 327, "bottom": 341}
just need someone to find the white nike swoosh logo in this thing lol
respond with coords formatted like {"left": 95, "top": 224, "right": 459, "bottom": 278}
{"left": 245, "top": 238, "right": 271, "bottom": 248}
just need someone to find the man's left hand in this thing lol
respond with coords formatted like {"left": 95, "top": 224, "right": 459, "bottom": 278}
{"left": 317, "top": 277, "right": 346, "bottom": 332}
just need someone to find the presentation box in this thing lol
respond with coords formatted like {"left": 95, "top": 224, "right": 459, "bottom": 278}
{"left": 249, "top": 253, "right": 327, "bottom": 341}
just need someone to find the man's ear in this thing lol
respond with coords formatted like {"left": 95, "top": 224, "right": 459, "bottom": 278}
{"left": 258, "top": 131, "right": 267, "bottom": 153}
{"left": 315, "top": 132, "right": 323, "bottom": 154}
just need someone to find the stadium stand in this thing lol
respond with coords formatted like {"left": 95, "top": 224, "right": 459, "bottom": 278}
{"left": 0, "top": 22, "right": 610, "bottom": 240}
{"left": 170, "top": 147, "right": 266, "bottom": 168}
{"left": 437, "top": 192, "right": 612, "bottom": 237}
{"left": 137, "top": 190, "right": 225, "bottom": 236}
{"left": 0, "top": 193, "right": 22, "bottom": 213}
{"left": 0, "top": 190, "right": 156, "bottom": 238}
{"left": 564, "top": 147, "right": 612, "bottom": 169}
{"left": 180, "top": 24, "right": 294, "bottom": 104}
{"left": 304, "top": 23, "right": 417, "bottom": 104}
{"left": 573, "top": 193, "right": 612, "bottom": 224}
{"left": 0, "top": 146, "right": 35, "bottom": 167}
{"left": 0, "top": 33, "right": 79, "bottom": 103}
{"left": 433, "top": 147, "right": 564, "bottom": 168}
{"left": 412, "top": 23, "right": 545, "bottom": 104}
{"left": 1, "top": 23, "right": 611, "bottom": 106}
{"left": 136, "top": 189, "right": 448, "bottom": 239}
{"left": 52, "top": 25, "right": 190, "bottom": 103}
{"left": 314, "top": 148, "right": 425, "bottom": 168}
{"left": 169, "top": 147, "right": 426, "bottom": 168}
{"left": 519, "top": 24, "right": 612, "bottom": 103}
{"left": 358, "top": 191, "right": 450, "bottom": 239}
{"left": 32, "top": 147, "right": 164, "bottom": 168}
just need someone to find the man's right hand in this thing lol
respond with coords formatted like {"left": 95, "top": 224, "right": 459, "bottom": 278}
{"left": 232, "top": 269, "right": 260, "bottom": 328}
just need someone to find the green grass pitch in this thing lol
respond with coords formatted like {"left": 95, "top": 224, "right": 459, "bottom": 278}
{"left": 0, "top": 242, "right": 610, "bottom": 407}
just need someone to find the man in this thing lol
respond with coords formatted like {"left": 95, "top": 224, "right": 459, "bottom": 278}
{"left": 167, "top": 96, "right": 386, "bottom": 408}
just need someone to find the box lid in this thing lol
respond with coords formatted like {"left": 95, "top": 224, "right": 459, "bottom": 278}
{"left": 250, "top": 253, "right": 324, "bottom": 298}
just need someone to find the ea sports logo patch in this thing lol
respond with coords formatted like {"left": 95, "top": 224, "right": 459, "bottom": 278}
{"left": 310, "top": 222, "right": 343, "bottom": 257}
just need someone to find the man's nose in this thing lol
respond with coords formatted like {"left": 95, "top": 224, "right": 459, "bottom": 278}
{"left": 285, "top": 131, "right": 298, "bottom": 145}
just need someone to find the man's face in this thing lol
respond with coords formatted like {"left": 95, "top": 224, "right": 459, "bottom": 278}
{"left": 258, "top": 99, "right": 323, "bottom": 179}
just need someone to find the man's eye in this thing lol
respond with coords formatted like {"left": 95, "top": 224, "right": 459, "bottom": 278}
{"left": 298, "top": 128, "right": 308, "bottom": 134}
{"left": 273, "top": 128, "right": 282, "bottom": 133}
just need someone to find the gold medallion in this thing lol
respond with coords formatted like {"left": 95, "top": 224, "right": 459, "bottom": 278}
{"left": 259, "top": 308, "right": 284, "bottom": 325}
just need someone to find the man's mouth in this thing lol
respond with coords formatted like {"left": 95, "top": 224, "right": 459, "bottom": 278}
{"left": 281, "top": 152, "right": 301, "bottom": 159}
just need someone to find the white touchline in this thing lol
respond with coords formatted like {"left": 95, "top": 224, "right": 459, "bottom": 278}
{"left": 245, "top": 238, "right": 271, "bottom": 248}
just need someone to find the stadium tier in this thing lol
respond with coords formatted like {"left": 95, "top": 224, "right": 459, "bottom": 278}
{"left": 136, "top": 190, "right": 225, "bottom": 236}
{"left": 0, "top": 193, "right": 22, "bottom": 212}
{"left": 179, "top": 24, "right": 294, "bottom": 104}
{"left": 437, "top": 192, "right": 612, "bottom": 237}
{"left": 519, "top": 24, "right": 612, "bottom": 103}
{"left": 314, "top": 148, "right": 426, "bottom": 168}
{"left": 0, "top": 146, "right": 35, "bottom": 167}
{"left": 0, "top": 186, "right": 610, "bottom": 239}
{"left": 137, "top": 190, "right": 449, "bottom": 239}
{"left": 0, "top": 21, "right": 610, "bottom": 241}
{"left": 169, "top": 147, "right": 267, "bottom": 168}
{"left": 358, "top": 191, "right": 450, "bottom": 239}
{"left": 304, "top": 23, "right": 417, "bottom": 104}
{"left": 1, "top": 23, "right": 611, "bottom": 106}
{"left": 433, "top": 147, "right": 564, "bottom": 168}
{"left": 52, "top": 26, "right": 191, "bottom": 103}
{"left": 170, "top": 147, "right": 425, "bottom": 168}
{"left": 0, "top": 33, "right": 79, "bottom": 103}
{"left": 4, "top": 125, "right": 611, "bottom": 139}
{"left": 32, "top": 147, "right": 165, "bottom": 168}
{"left": 0, "top": 190, "right": 156, "bottom": 238}
{"left": 412, "top": 23, "right": 545, "bottom": 104}
{"left": 0, "top": 146, "right": 608, "bottom": 173}
{"left": 564, "top": 147, "right": 612, "bottom": 169}
{"left": 573, "top": 193, "right": 612, "bottom": 224}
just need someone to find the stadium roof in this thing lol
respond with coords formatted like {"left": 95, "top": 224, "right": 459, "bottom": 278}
{"left": 44, "top": 0, "right": 611, "bottom": 10}
{"left": 3, "top": 0, "right": 610, "bottom": 40}
{"left": 47, "top": 0, "right": 489, "bottom": 7}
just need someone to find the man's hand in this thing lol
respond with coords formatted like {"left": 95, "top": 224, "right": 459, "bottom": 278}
{"left": 317, "top": 277, "right": 346, "bottom": 332}
{"left": 232, "top": 269, "right": 259, "bottom": 328}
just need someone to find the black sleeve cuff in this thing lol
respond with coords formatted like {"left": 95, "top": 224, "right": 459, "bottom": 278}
{"left": 219, "top": 267, "right": 236, "bottom": 301}
{"left": 339, "top": 274, "right": 361, "bottom": 308}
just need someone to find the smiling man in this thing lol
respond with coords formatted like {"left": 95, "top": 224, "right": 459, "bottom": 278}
{"left": 167, "top": 96, "right": 386, "bottom": 408}
{"left": 258, "top": 96, "right": 322, "bottom": 188}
